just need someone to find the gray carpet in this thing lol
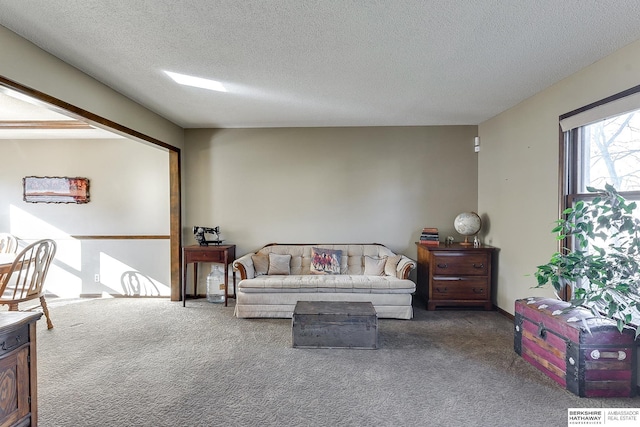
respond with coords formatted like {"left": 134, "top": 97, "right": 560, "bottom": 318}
{"left": 33, "top": 298, "right": 640, "bottom": 427}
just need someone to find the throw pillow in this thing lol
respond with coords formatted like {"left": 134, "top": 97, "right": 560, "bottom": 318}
{"left": 268, "top": 253, "right": 291, "bottom": 275}
{"left": 251, "top": 254, "right": 269, "bottom": 276}
{"left": 364, "top": 256, "right": 386, "bottom": 276}
{"left": 384, "top": 254, "right": 402, "bottom": 276}
{"left": 310, "top": 247, "right": 342, "bottom": 275}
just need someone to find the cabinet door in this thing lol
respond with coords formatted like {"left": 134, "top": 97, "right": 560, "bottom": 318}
{"left": 0, "top": 345, "right": 30, "bottom": 427}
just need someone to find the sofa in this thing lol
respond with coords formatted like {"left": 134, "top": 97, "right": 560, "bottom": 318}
{"left": 232, "top": 243, "right": 417, "bottom": 319}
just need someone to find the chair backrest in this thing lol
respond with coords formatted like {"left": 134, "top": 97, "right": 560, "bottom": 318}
{"left": 0, "top": 239, "right": 56, "bottom": 302}
{"left": 0, "top": 233, "right": 18, "bottom": 254}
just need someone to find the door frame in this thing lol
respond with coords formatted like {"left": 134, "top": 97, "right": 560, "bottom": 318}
{"left": 0, "top": 75, "right": 183, "bottom": 300}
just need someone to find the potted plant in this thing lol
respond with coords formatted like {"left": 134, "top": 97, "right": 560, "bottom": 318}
{"left": 534, "top": 184, "right": 640, "bottom": 337}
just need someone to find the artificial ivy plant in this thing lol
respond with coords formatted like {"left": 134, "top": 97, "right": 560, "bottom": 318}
{"left": 534, "top": 184, "right": 640, "bottom": 336}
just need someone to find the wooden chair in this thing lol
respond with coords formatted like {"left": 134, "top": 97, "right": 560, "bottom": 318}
{"left": 0, "top": 233, "right": 18, "bottom": 254}
{"left": 0, "top": 239, "right": 56, "bottom": 329}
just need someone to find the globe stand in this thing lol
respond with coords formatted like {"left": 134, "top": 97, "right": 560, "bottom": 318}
{"left": 460, "top": 236, "right": 473, "bottom": 246}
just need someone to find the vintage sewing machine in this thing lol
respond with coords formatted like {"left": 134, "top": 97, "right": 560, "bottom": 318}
{"left": 193, "top": 226, "right": 223, "bottom": 246}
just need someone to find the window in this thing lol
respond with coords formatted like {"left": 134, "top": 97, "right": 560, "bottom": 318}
{"left": 560, "top": 87, "right": 640, "bottom": 323}
{"left": 570, "top": 110, "right": 640, "bottom": 193}
{"left": 562, "top": 85, "right": 640, "bottom": 225}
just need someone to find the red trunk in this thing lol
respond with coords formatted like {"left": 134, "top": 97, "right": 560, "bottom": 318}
{"left": 514, "top": 297, "right": 637, "bottom": 397}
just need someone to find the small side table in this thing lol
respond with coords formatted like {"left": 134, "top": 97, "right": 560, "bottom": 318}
{"left": 182, "top": 244, "right": 236, "bottom": 307}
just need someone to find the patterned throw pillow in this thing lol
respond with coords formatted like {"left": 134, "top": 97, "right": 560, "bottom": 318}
{"left": 268, "top": 253, "right": 291, "bottom": 275}
{"left": 310, "top": 247, "right": 342, "bottom": 275}
{"left": 364, "top": 256, "right": 386, "bottom": 276}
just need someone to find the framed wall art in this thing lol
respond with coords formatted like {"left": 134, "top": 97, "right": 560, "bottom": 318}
{"left": 23, "top": 176, "right": 90, "bottom": 204}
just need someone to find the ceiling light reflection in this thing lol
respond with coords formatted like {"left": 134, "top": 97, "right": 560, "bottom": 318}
{"left": 164, "top": 71, "right": 227, "bottom": 93}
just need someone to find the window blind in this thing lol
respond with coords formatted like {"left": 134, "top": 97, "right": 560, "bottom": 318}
{"left": 559, "top": 85, "right": 640, "bottom": 132}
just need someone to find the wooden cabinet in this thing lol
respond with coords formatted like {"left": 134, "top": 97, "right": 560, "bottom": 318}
{"left": 416, "top": 243, "right": 497, "bottom": 310}
{"left": 0, "top": 312, "right": 42, "bottom": 427}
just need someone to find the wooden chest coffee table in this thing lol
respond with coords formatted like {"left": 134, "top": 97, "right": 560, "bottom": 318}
{"left": 292, "top": 301, "right": 378, "bottom": 349}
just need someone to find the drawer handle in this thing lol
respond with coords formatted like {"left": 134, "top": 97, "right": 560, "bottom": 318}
{"left": 437, "top": 263, "right": 447, "bottom": 269}
{"left": 473, "top": 263, "right": 484, "bottom": 268}
{"left": 435, "top": 287, "right": 448, "bottom": 293}
{"left": 1, "top": 335, "right": 22, "bottom": 352}
{"left": 472, "top": 288, "right": 484, "bottom": 294}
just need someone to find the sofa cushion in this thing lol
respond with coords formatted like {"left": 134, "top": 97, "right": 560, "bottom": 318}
{"left": 384, "top": 254, "right": 402, "bottom": 276}
{"left": 363, "top": 256, "right": 386, "bottom": 276}
{"left": 237, "top": 274, "right": 416, "bottom": 294}
{"left": 252, "top": 254, "right": 269, "bottom": 276}
{"left": 310, "top": 247, "right": 342, "bottom": 275}
{"left": 268, "top": 253, "right": 291, "bottom": 275}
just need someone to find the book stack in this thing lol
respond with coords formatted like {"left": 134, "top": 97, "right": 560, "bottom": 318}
{"left": 419, "top": 228, "right": 439, "bottom": 246}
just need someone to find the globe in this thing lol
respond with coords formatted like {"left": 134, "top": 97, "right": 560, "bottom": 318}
{"left": 454, "top": 212, "right": 482, "bottom": 245}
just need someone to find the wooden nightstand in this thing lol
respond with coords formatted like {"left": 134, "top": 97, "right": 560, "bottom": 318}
{"left": 182, "top": 245, "right": 236, "bottom": 307}
{"left": 415, "top": 242, "right": 498, "bottom": 310}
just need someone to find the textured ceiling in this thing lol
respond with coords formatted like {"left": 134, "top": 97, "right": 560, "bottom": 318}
{"left": 1, "top": 1, "right": 640, "bottom": 129}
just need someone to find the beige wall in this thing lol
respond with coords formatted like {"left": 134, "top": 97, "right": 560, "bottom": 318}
{"left": 0, "top": 138, "right": 171, "bottom": 297}
{"left": 184, "top": 126, "right": 478, "bottom": 265}
{"left": 0, "top": 25, "right": 184, "bottom": 150}
{"left": 478, "top": 39, "right": 640, "bottom": 314}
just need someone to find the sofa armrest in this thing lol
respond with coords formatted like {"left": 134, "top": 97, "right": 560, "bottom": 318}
{"left": 233, "top": 253, "right": 255, "bottom": 280}
{"left": 397, "top": 256, "right": 416, "bottom": 279}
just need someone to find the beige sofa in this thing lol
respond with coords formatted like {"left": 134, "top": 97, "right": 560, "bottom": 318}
{"left": 232, "top": 243, "right": 416, "bottom": 319}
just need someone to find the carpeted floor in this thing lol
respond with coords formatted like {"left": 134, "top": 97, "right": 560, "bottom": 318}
{"left": 32, "top": 298, "right": 640, "bottom": 427}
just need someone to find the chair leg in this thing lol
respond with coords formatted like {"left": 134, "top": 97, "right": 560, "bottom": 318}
{"left": 8, "top": 303, "right": 18, "bottom": 311}
{"left": 40, "top": 296, "right": 54, "bottom": 329}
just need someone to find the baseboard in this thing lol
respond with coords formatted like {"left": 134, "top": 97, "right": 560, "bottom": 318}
{"left": 495, "top": 305, "right": 514, "bottom": 321}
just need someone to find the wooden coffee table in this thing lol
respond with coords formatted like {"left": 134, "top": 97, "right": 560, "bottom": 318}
{"left": 292, "top": 301, "right": 378, "bottom": 349}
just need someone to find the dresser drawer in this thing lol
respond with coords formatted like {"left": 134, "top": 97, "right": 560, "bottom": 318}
{"left": 188, "top": 250, "right": 225, "bottom": 263}
{"left": 0, "top": 324, "right": 29, "bottom": 357}
{"left": 432, "top": 253, "right": 488, "bottom": 276}
{"left": 431, "top": 278, "right": 488, "bottom": 300}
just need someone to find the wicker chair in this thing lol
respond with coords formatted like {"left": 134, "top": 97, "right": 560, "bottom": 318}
{"left": 0, "top": 233, "right": 18, "bottom": 254}
{"left": 0, "top": 239, "right": 56, "bottom": 329}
